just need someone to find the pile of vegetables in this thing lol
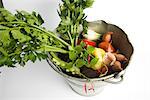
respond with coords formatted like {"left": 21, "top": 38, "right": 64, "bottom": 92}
{"left": 0, "top": 0, "right": 128, "bottom": 78}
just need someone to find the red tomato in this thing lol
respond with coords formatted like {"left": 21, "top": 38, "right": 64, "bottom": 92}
{"left": 82, "top": 39, "right": 96, "bottom": 47}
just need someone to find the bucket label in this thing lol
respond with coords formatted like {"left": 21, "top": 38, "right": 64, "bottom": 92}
{"left": 83, "top": 83, "right": 95, "bottom": 94}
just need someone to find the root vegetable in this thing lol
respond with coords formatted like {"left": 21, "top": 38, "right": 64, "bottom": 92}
{"left": 98, "top": 42, "right": 115, "bottom": 52}
{"left": 103, "top": 52, "right": 116, "bottom": 66}
{"left": 112, "top": 61, "right": 123, "bottom": 71}
{"left": 114, "top": 53, "right": 127, "bottom": 61}
{"left": 103, "top": 57, "right": 112, "bottom": 66}
{"left": 102, "top": 32, "right": 113, "bottom": 42}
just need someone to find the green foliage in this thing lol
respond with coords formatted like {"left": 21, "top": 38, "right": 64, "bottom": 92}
{"left": 74, "top": 59, "right": 86, "bottom": 68}
{"left": 0, "top": 30, "right": 10, "bottom": 46}
{"left": 11, "top": 30, "right": 31, "bottom": 43}
{"left": 69, "top": 50, "right": 77, "bottom": 60}
{"left": 57, "top": 0, "right": 94, "bottom": 47}
{"left": 0, "top": 8, "right": 69, "bottom": 67}
{"left": 87, "top": 46, "right": 95, "bottom": 54}
{"left": 0, "top": 0, "right": 95, "bottom": 78}
{"left": 90, "top": 57, "right": 99, "bottom": 66}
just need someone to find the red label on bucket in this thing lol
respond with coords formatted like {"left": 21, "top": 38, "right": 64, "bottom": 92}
{"left": 83, "top": 83, "right": 95, "bottom": 94}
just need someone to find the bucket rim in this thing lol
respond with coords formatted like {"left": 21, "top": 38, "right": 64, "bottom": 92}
{"left": 47, "top": 53, "right": 120, "bottom": 82}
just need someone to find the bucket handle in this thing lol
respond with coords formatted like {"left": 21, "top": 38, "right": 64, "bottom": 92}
{"left": 103, "top": 70, "right": 125, "bottom": 84}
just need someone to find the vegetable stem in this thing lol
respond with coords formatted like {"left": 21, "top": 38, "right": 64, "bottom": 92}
{"left": 67, "top": 31, "right": 74, "bottom": 47}
{"left": 0, "top": 47, "right": 8, "bottom": 56}
{"left": 38, "top": 45, "right": 68, "bottom": 53}
{"left": 0, "top": 21, "right": 72, "bottom": 49}
{"left": 50, "top": 52, "right": 67, "bottom": 68}
{"left": 31, "top": 24, "right": 71, "bottom": 48}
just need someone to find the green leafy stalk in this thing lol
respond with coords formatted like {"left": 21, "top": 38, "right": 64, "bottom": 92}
{"left": 0, "top": 21, "right": 71, "bottom": 48}
{"left": 38, "top": 45, "right": 68, "bottom": 53}
{"left": 57, "top": 0, "right": 94, "bottom": 47}
{"left": 30, "top": 24, "right": 71, "bottom": 47}
{"left": 0, "top": 8, "right": 70, "bottom": 67}
{"left": 0, "top": 0, "right": 95, "bottom": 78}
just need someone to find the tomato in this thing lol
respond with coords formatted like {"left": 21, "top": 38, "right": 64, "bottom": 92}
{"left": 82, "top": 39, "right": 96, "bottom": 47}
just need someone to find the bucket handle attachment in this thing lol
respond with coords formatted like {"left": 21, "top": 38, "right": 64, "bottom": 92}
{"left": 103, "top": 70, "right": 125, "bottom": 84}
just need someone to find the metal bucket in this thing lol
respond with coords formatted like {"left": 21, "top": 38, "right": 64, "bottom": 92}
{"left": 47, "top": 20, "right": 133, "bottom": 96}
{"left": 47, "top": 57, "right": 125, "bottom": 96}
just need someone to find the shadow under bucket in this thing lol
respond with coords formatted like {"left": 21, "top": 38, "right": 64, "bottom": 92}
{"left": 47, "top": 20, "right": 134, "bottom": 96}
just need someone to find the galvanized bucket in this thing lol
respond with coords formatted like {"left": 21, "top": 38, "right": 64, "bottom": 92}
{"left": 47, "top": 20, "right": 133, "bottom": 96}
{"left": 47, "top": 57, "right": 125, "bottom": 96}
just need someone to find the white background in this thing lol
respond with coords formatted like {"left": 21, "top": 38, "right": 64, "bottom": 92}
{"left": 0, "top": 0, "right": 150, "bottom": 100}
